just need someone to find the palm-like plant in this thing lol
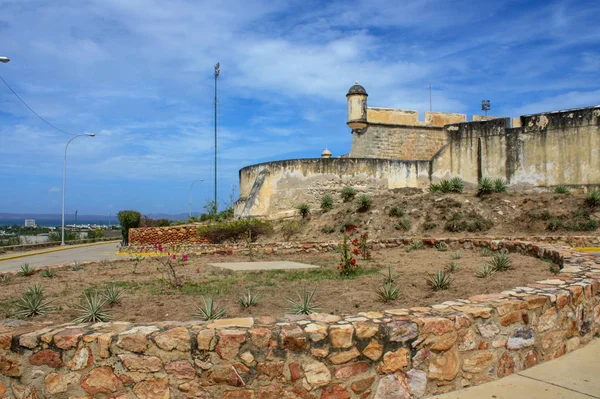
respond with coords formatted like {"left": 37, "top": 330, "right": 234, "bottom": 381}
{"left": 73, "top": 291, "right": 112, "bottom": 323}
{"left": 17, "top": 263, "right": 35, "bottom": 277}
{"left": 377, "top": 282, "right": 400, "bottom": 302}
{"left": 103, "top": 285, "right": 124, "bottom": 306}
{"left": 14, "top": 284, "right": 54, "bottom": 319}
{"left": 194, "top": 296, "right": 226, "bottom": 320}
{"left": 426, "top": 270, "right": 453, "bottom": 291}
{"left": 238, "top": 290, "right": 260, "bottom": 308}
{"left": 287, "top": 287, "right": 320, "bottom": 315}
{"left": 475, "top": 264, "right": 496, "bottom": 278}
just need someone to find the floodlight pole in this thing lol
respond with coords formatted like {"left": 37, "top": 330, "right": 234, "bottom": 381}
{"left": 214, "top": 62, "right": 220, "bottom": 213}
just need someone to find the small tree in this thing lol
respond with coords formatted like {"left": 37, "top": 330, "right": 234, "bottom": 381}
{"left": 117, "top": 210, "right": 141, "bottom": 245}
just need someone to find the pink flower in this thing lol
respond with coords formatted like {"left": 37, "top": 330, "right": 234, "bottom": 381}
{"left": 183, "top": 255, "right": 189, "bottom": 262}
{"left": 196, "top": 267, "right": 200, "bottom": 273}
{"left": 172, "top": 255, "right": 177, "bottom": 260}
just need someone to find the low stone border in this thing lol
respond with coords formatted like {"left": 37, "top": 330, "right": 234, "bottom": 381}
{"left": 0, "top": 239, "right": 598, "bottom": 397}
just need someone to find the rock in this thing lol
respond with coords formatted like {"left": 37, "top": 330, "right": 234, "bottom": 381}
{"left": 223, "top": 390, "right": 255, "bottom": 399}
{"left": 458, "top": 329, "right": 478, "bottom": 351}
{"left": 165, "top": 360, "right": 196, "bottom": 380}
{"left": 240, "top": 351, "right": 255, "bottom": 366}
{"left": 302, "top": 361, "right": 331, "bottom": 391}
{"left": 387, "top": 321, "right": 418, "bottom": 343}
{"left": 248, "top": 328, "right": 271, "bottom": 349}
{"left": 329, "top": 347, "right": 360, "bottom": 364}
{"left": 428, "top": 347, "right": 459, "bottom": 381}
{"left": 257, "top": 361, "right": 284, "bottom": 381}
{"left": 462, "top": 351, "right": 498, "bottom": 373}
{"left": 477, "top": 322, "right": 500, "bottom": 338}
{"left": 334, "top": 362, "right": 369, "bottom": 379}
{"left": 81, "top": 366, "right": 120, "bottom": 394}
{"left": 362, "top": 339, "right": 384, "bottom": 361}
{"left": 537, "top": 308, "right": 558, "bottom": 332}
{"left": 206, "top": 317, "right": 254, "bottom": 329}
{"left": 215, "top": 329, "right": 246, "bottom": 360}
{"left": 196, "top": 329, "right": 217, "bottom": 351}
{"left": 354, "top": 322, "right": 379, "bottom": 339}
{"left": 154, "top": 327, "right": 191, "bottom": 351}
{"left": 281, "top": 326, "right": 307, "bottom": 352}
{"left": 98, "top": 333, "right": 113, "bottom": 358}
{"left": 29, "top": 349, "right": 62, "bottom": 368}
{"left": 407, "top": 369, "right": 427, "bottom": 398}
{"left": 311, "top": 348, "right": 329, "bottom": 358}
{"left": 542, "top": 330, "right": 567, "bottom": 351}
{"left": 68, "top": 347, "right": 93, "bottom": 371}
{"left": 133, "top": 378, "right": 171, "bottom": 399}
{"left": 351, "top": 376, "right": 375, "bottom": 393}
{"left": 374, "top": 372, "right": 411, "bottom": 399}
{"left": 53, "top": 328, "right": 86, "bottom": 350}
{"left": 10, "top": 381, "right": 38, "bottom": 399}
{"left": 117, "top": 326, "right": 159, "bottom": 353}
{"left": 289, "top": 362, "right": 302, "bottom": 381}
{"left": 0, "top": 354, "right": 21, "bottom": 377}
{"left": 497, "top": 352, "right": 516, "bottom": 377}
{"left": 500, "top": 311, "right": 522, "bottom": 326}
{"left": 420, "top": 331, "right": 457, "bottom": 351}
{"left": 304, "top": 323, "right": 328, "bottom": 342}
{"left": 419, "top": 318, "right": 454, "bottom": 335}
{"left": 507, "top": 327, "right": 535, "bottom": 350}
{"left": 329, "top": 325, "right": 354, "bottom": 348}
{"left": 452, "top": 305, "right": 492, "bottom": 318}
{"left": 377, "top": 348, "right": 409, "bottom": 374}
{"left": 522, "top": 350, "right": 540, "bottom": 369}
{"left": 119, "top": 354, "right": 163, "bottom": 372}
{"left": 45, "top": 373, "right": 67, "bottom": 394}
{"left": 320, "top": 385, "right": 351, "bottom": 399}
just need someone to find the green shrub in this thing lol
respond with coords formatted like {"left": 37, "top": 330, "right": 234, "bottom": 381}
{"left": 493, "top": 178, "right": 508, "bottom": 193}
{"left": 17, "top": 263, "right": 35, "bottom": 277}
{"left": 477, "top": 177, "right": 495, "bottom": 196}
{"left": 451, "top": 251, "right": 461, "bottom": 260}
{"left": 475, "top": 264, "right": 496, "bottom": 278}
{"left": 444, "top": 211, "right": 493, "bottom": 232}
{"left": 389, "top": 206, "right": 405, "bottom": 217}
{"left": 422, "top": 221, "right": 437, "bottom": 231}
{"left": 377, "top": 282, "right": 400, "bottom": 302}
{"left": 281, "top": 220, "right": 303, "bottom": 241}
{"left": 571, "top": 218, "right": 598, "bottom": 231}
{"left": 429, "top": 183, "right": 441, "bottom": 193}
{"left": 554, "top": 185, "right": 570, "bottom": 194}
{"left": 586, "top": 190, "right": 600, "bottom": 207}
{"left": 444, "top": 262, "right": 459, "bottom": 273}
{"left": 287, "top": 287, "right": 320, "bottom": 315}
{"left": 15, "top": 284, "right": 54, "bottom": 319}
{"left": 320, "top": 195, "right": 334, "bottom": 212}
{"left": 547, "top": 218, "right": 563, "bottom": 231}
{"left": 488, "top": 252, "right": 511, "bottom": 272}
{"left": 449, "top": 177, "right": 464, "bottom": 193}
{"left": 341, "top": 186, "right": 357, "bottom": 202}
{"left": 394, "top": 217, "right": 412, "bottom": 231}
{"left": 357, "top": 194, "right": 372, "bottom": 212}
{"left": 427, "top": 270, "right": 452, "bottom": 291}
{"left": 117, "top": 210, "right": 141, "bottom": 245}
{"left": 549, "top": 263, "right": 561, "bottom": 275}
{"left": 194, "top": 296, "right": 226, "bottom": 320}
{"left": 297, "top": 203, "right": 310, "bottom": 218}
{"left": 238, "top": 290, "right": 260, "bottom": 308}
{"left": 103, "top": 285, "right": 124, "bottom": 306}
{"left": 320, "top": 225, "right": 336, "bottom": 234}
{"left": 73, "top": 291, "right": 111, "bottom": 323}
{"left": 379, "top": 266, "right": 398, "bottom": 284}
{"left": 405, "top": 240, "right": 424, "bottom": 253}
{"left": 439, "top": 180, "right": 453, "bottom": 193}
{"left": 41, "top": 269, "right": 56, "bottom": 278}
{"left": 197, "top": 219, "right": 273, "bottom": 243}
{"left": 436, "top": 242, "right": 448, "bottom": 252}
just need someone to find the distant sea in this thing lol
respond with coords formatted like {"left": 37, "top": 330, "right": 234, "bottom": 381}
{"left": 0, "top": 217, "right": 114, "bottom": 227}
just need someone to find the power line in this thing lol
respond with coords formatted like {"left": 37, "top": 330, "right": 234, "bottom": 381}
{"left": 0, "top": 74, "right": 75, "bottom": 137}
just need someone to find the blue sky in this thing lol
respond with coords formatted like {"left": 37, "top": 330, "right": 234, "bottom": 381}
{"left": 1, "top": 0, "right": 599, "bottom": 216}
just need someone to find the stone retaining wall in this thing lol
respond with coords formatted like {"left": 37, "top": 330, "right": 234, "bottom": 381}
{"left": 129, "top": 225, "right": 208, "bottom": 246}
{"left": 0, "top": 240, "right": 598, "bottom": 398}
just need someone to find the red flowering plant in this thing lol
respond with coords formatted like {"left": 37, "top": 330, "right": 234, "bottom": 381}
{"left": 337, "top": 224, "right": 360, "bottom": 276}
{"left": 149, "top": 243, "right": 190, "bottom": 287}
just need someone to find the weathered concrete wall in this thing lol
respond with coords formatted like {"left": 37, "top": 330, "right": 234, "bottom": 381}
{"left": 366, "top": 108, "right": 466, "bottom": 127}
{"left": 0, "top": 240, "right": 598, "bottom": 398}
{"left": 237, "top": 158, "right": 430, "bottom": 218}
{"left": 349, "top": 125, "right": 449, "bottom": 161}
{"left": 433, "top": 107, "right": 600, "bottom": 186}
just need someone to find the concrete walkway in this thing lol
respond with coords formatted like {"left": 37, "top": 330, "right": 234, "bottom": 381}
{"left": 208, "top": 261, "right": 320, "bottom": 271}
{"left": 433, "top": 338, "right": 600, "bottom": 398}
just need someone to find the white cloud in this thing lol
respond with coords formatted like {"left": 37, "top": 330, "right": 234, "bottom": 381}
{"left": 48, "top": 186, "right": 60, "bottom": 193}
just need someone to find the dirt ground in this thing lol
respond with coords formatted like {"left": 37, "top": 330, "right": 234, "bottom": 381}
{"left": 0, "top": 246, "right": 554, "bottom": 324}
{"left": 266, "top": 191, "right": 600, "bottom": 242}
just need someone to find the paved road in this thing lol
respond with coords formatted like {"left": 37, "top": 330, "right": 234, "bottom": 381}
{"left": 0, "top": 243, "right": 125, "bottom": 272}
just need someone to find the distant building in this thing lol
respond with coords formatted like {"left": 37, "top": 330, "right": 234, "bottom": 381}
{"left": 24, "top": 219, "right": 36, "bottom": 227}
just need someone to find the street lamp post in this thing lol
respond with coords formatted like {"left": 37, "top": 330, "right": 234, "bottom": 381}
{"left": 62, "top": 133, "right": 95, "bottom": 245}
{"left": 189, "top": 179, "right": 204, "bottom": 218}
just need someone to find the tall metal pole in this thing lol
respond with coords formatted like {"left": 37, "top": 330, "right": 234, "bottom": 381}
{"left": 214, "top": 62, "right": 220, "bottom": 213}
{"left": 61, "top": 133, "right": 95, "bottom": 245}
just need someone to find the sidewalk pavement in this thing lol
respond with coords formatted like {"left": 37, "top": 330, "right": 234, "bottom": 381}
{"left": 433, "top": 338, "right": 599, "bottom": 398}
{"left": 0, "top": 240, "right": 121, "bottom": 262}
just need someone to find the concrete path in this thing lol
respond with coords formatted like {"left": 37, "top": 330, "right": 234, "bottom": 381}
{"left": 433, "top": 338, "right": 600, "bottom": 398}
{"left": 208, "top": 261, "right": 320, "bottom": 271}
{"left": 0, "top": 242, "right": 125, "bottom": 272}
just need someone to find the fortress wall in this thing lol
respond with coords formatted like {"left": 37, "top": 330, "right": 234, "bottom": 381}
{"left": 433, "top": 107, "right": 600, "bottom": 187}
{"left": 237, "top": 158, "right": 430, "bottom": 218}
{"left": 349, "top": 124, "right": 449, "bottom": 160}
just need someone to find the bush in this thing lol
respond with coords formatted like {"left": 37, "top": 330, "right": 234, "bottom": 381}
{"left": 554, "top": 185, "right": 570, "bottom": 194}
{"left": 586, "top": 190, "right": 600, "bottom": 207}
{"left": 427, "top": 270, "right": 452, "bottom": 291}
{"left": 488, "top": 253, "right": 512, "bottom": 272}
{"left": 389, "top": 206, "right": 404, "bottom": 217}
{"left": 449, "top": 177, "right": 464, "bottom": 193}
{"left": 493, "top": 178, "right": 508, "bottom": 193}
{"left": 281, "top": 220, "right": 303, "bottom": 241}
{"left": 297, "top": 203, "right": 310, "bottom": 218}
{"left": 320, "top": 195, "right": 334, "bottom": 212}
{"left": 394, "top": 217, "right": 411, "bottom": 231}
{"left": 357, "top": 194, "right": 372, "bottom": 212}
{"left": 377, "top": 282, "right": 400, "bottom": 302}
{"left": 197, "top": 219, "right": 273, "bottom": 243}
{"left": 477, "top": 177, "right": 495, "bottom": 196}
{"left": 444, "top": 211, "right": 493, "bottom": 232}
{"left": 428, "top": 183, "right": 441, "bottom": 193}
{"left": 341, "top": 186, "right": 356, "bottom": 202}
{"left": 439, "top": 180, "right": 453, "bottom": 193}
{"left": 117, "top": 210, "right": 141, "bottom": 245}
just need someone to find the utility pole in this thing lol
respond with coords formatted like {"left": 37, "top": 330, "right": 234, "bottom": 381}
{"left": 214, "top": 62, "right": 220, "bottom": 213}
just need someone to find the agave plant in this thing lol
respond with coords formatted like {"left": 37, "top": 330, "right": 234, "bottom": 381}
{"left": 297, "top": 203, "right": 310, "bottom": 218}
{"left": 450, "top": 251, "right": 462, "bottom": 260}
{"left": 427, "top": 270, "right": 453, "bottom": 291}
{"left": 444, "top": 262, "right": 459, "bottom": 273}
{"left": 586, "top": 190, "right": 600, "bottom": 207}
{"left": 554, "top": 185, "right": 570, "bottom": 195}
{"left": 493, "top": 178, "right": 508, "bottom": 193}
{"left": 388, "top": 206, "right": 404, "bottom": 217}
{"left": 238, "top": 290, "right": 260, "bottom": 308}
{"left": 71, "top": 261, "right": 84, "bottom": 271}
{"left": 379, "top": 266, "right": 399, "bottom": 284}
{"left": 449, "top": 177, "right": 464, "bottom": 193}
{"left": 14, "top": 284, "right": 54, "bottom": 319}
{"left": 477, "top": 177, "right": 495, "bottom": 196}
{"left": 428, "top": 183, "right": 441, "bottom": 193}
{"left": 488, "top": 253, "right": 512, "bottom": 272}
{"left": 194, "top": 296, "right": 226, "bottom": 320}
{"left": 377, "top": 282, "right": 400, "bottom": 302}
{"left": 17, "top": 263, "right": 35, "bottom": 277}
{"left": 103, "top": 285, "right": 125, "bottom": 306}
{"left": 41, "top": 268, "right": 56, "bottom": 278}
{"left": 357, "top": 194, "right": 372, "bottom": 212}
{"left": 320, "top": 194, "right": 334, "bottom": 212}
{"left": 481, "top": 248, "right": 492, "bottom": 257}
{"left": 73, "top": 291, "right": 112, "bottom": 323}
{"left": 475, "top": 264, "right": 496, "bottom": 278}
{"left": 435, "top": 242, "right": 448, "bottom": 252}
{"left": 405, "top": 240, "right": 424, "bottom": 253}
{"left": 439, "top": 179, "right": 453, "bottom": 193}
{"left": 287, "top": 287, "right": 320, "bottom": 315}
{"left": 0, "top": 274, "right": 8, "bottom": 283}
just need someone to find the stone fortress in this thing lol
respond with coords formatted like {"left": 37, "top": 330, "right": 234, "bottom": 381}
{"left": 235, "top": 83, "right": 600, "bottom": 219}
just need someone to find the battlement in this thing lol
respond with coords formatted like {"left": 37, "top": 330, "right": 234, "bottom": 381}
{"left": 367, "top": 107, "right": 466, "bottom": 127}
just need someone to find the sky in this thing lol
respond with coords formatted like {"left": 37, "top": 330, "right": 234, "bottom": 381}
{"left": 0, "top": 0, "right": 599, "bottom": 216}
